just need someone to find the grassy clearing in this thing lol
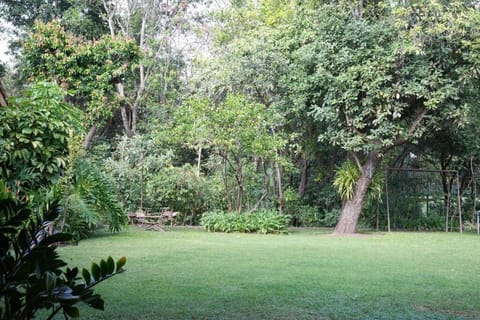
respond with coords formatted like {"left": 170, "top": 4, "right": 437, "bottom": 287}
{"left": 56, "top": 227, "right": 480, "bottom": 319}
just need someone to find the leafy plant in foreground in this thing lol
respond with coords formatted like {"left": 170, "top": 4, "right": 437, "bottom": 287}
{"left": 0, "top": 186, "right": 127, "bottom": 319}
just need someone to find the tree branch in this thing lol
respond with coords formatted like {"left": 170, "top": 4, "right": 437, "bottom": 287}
{"left": 392, "top": 107, "right": 429, "bottom": 146}
{"left": 349, "top": 151, "right": 362, "bottom": 171}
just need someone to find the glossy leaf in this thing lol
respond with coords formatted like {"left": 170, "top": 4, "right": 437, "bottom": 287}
{"left": 91, "top": 263, "right": 101, "bottom": 281}
{"left": 82, "top": 268, "right": 92, "bottom": 285}
{"left": 106, "top": 256, "right": 115, "bottom": 275}
{"left": 116, "top": 256, "right": 127, "bottom": 272}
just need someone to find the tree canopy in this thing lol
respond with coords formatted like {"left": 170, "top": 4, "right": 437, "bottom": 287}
{"left": 22, "top": 21, "right": 140, "bottom": 146}
{"left": 2, "top": 0, "right": 480, "bottom": 235}
{"left": 284, "top": 0, "right": 480, "bottom": 233}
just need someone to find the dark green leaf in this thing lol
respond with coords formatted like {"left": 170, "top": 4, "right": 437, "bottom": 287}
{"left": 82, "top": 268, "right": 92, "bottom": 285}
{"left": 63, "top": 305, "right": 80, "bottom": 317}
{"left": 40, "top": 233, "right": 72, "bottom": 246}
{"left": 106, "top": 256, "right": 115, "bottom": 275}
{"left": 100, "top": 259, "right": 108, "bottom": 277}
{"left": 91, "top": 262, "right": 101, "bottom": 281}
{"left": 84, "top": 294, "right": 104, "bottom": 310}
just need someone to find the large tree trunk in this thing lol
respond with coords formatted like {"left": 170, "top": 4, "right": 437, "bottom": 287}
{"left": 335, "top": 153, "right": 379, "bottom": 234}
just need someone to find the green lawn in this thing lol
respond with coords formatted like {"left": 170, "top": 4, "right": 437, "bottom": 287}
{"left": 57, "top": 227, "right": 480, "bottom": 319}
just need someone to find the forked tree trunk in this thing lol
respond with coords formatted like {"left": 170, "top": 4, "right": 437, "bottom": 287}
{"left": 335, "top": 153, "right": 379, "bottom": 234}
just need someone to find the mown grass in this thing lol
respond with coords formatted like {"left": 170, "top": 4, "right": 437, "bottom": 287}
{"left": 56, "top": 227, "right": 480, "bottom": 319}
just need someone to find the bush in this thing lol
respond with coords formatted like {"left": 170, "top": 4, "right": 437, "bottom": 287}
{"left": 103, "top": 135, "right": 174, "bottom": 212}
{"left": 292, "top": 206, "right": 324, "bottom": 227}
{"left": 323, "top": 208, "right": 341, "bottom": 227}
{"left": 146, "top": 165, "right": 208, "bottom": 224}
{"left": 201, "top": 210, "right": 291, "bottom": 234}
{"left": 394, "top": 214, "right": 444, "bottom": 231}
{"left": 0, "top": 82, "right": 83, "bottom": 196}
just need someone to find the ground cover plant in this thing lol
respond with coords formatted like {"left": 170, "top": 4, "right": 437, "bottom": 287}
{"left": 55, "top": 227, "right": 480, "bottom": 319}
{"left": 200, "top": 210, "right": 291, "bottom": 234}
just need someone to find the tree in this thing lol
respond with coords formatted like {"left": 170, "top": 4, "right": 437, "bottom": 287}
{"left": 173, "top": 93, "right": 286, "bottom": 213}
{"left": 0, "top": 81, "right": 127, "bottom": 235}
{"left": 22, "top": 21, "right": 140, "bottom": 147}
{"left": 413, "top": 103, "right": 480, "bottom": 222}
{"left": 302, "top": 1, "right": 480, "bottom": 233}
{"left": 0, "top": 0, "right": 108, "bottom": 39}
{"left": 0, "top": 0, "right": 72, "bottom": 30}
{"left": 196, "top": 0, "right": 310, "bottom": 212}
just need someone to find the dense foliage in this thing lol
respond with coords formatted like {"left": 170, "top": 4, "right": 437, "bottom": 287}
{"left": 0, "top": 82, "right": 82, "bottom": 194}
{"left": 172, "top": 93, "right": 287, "bottom": 213}
{"left": 0, "top": 0, "right": 107, "bottom": 39}
{"left": 22, "top": 21, "right": 140, "bottom": 144}
{"left": 0, "top": 182, "right": 127, "bottom": 319}
{"left": 2, "top": 0, "right": 480, "bottom": 234}
{"left": 0, "top": 81, "right": 127, "bottom": 237}
{"left": 60, "top": 157, "right": 126, "bottom": 239}
{"left": 201, "top": 210, "right": 291, "bottom": 234}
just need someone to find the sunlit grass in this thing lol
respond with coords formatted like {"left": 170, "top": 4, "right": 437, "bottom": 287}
{"left": 56, "top": 227, "right": 480, "bottom": 319}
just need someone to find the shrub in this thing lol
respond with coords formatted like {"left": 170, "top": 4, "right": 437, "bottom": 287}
{"left": 146, "top": 164, "right": 228, "bottom": 225}
{"left": 146, "top": 165, "right": 206, "bottom": 224}
{"left": 295, "top": 206, "right": 324, "bottom": 227}
{"left": 323, "top": 208, "right": 341, "bottom": 227}
{"left": 201, "top": 210, "right": 291, "bottom": 234}
{"left": 103, "top": 135, "right": 174, "bottom": 212}
{"left": 0, "top": 82, "right": 83, "bottom": 196}
{"left": 283, "top": 187, "right": 324, "bottom": 227}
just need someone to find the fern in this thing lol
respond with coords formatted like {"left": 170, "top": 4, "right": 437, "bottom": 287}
{"left": 62, "top": 192, "right": 98, "bottom": 239}
{"left": 60, "top": 159, "right": 126, "bottom": 239}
